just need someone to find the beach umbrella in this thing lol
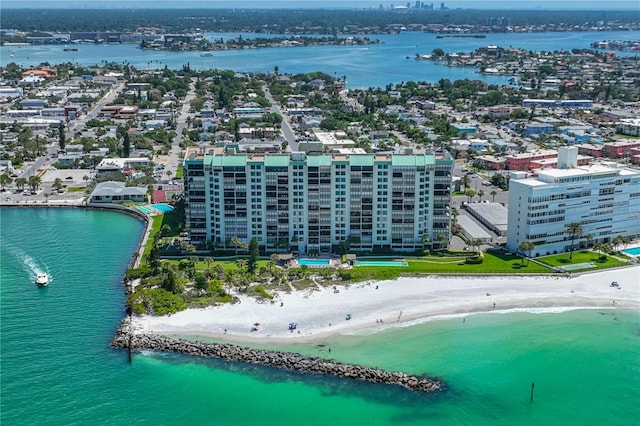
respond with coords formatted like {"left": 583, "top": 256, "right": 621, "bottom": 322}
{"left": 254, "top": 322, "right": 260, "bottom": 326}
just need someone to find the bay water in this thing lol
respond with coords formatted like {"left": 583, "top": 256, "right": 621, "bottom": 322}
{"left": 2, "top": 30, "right": 638, "bottom": 88}
{"left": 1, "top": 208, "right": 638, "bottom": 425}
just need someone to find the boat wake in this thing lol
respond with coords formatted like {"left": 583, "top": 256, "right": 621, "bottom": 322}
{"left": 6, "top": 243, "right": 49, "bottom": 283}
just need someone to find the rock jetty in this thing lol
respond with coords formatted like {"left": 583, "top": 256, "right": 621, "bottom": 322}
{"left": 112, "top": 320, "right": 445, "bottom": 394}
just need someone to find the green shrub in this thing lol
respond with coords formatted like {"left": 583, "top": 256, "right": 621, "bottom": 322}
{"left": 125, "top": 266, "right": 153, "bottom": 279}
{"left": 126, "top": 288, "right": 186, "bottom": 316}
{"left": 465, "top": 256, "right": 484, "bottom": 264}
{"left": 253, "top": 285, "right": 273, "bottom": 300}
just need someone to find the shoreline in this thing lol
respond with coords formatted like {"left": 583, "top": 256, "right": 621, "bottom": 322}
{"left": 134, "top": 266, "right": 640, "bottom": 345}
{"left": 0, "top": 202, "right": 152, "bottom": 270}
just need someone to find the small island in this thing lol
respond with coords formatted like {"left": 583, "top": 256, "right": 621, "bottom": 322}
{"left": 140, "top": 35, "right": 380, "bottom": 52}
{"left": 436, "top": 34, "right": 487, "bottom": 39}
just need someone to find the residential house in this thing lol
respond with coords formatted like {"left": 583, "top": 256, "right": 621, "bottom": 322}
{"left": 89, "top": 181, "right": 147, "bottom": 203}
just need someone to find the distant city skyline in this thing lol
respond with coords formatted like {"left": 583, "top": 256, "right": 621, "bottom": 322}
{"left": 1, "top": 0, "right": 639, "bottom": 10}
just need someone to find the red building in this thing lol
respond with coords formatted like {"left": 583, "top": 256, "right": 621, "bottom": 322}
{"left": 505, "top": 150, "right": 556, "bottom": 171}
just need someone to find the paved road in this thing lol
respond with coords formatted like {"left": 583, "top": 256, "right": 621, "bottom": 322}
{"left": 67, "top": 82, "right": 126, "bottom": 136}
{"left": 264, "top": 86, "right": 297, "bottom": 151}
{"left": 160, "top": 78, "right": 197, "bottom": 183}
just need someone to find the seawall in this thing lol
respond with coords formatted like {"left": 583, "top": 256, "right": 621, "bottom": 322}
{"left": 112, "top": 319, "right": 445, "bottom": 394}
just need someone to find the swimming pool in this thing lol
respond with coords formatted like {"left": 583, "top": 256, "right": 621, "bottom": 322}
{"left": 297, "top": 259, "right": 331, "bottom": 266}
{"left": 152, "top": 203, "right": 175, "bottom": 213}
{"left": 136, "top": 206, "right": 154, "bottom": 214}
{"left": 356, "top": 260, "right": 408, "bottom": 267}
{"left": 622, "top": 246, "right": 640, "bottom": 256}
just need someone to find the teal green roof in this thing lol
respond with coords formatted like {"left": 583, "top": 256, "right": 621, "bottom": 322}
{"left": 203, "top": 154, "right": 215, "bottom": 166}
{"left": 306, "top": 155, "right": 332, "bottom": 167}
{"left": 206, "top": 155, "right": 247, "bottom": 167}
{"left": 392, "top": 155, "right": 434, "bottom": 166}
{"left": 348, "top": 155, "right": 374, "bottom": 166}
{"left": 264, "top": 156, "right": 289, "bottom": 167}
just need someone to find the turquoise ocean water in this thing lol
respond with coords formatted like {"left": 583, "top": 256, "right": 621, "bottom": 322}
{"left": 1, "top": 208, "right": 639, "bottom": 425}
{"left": 1, "top": 30, "right": 638, "bottom": 88}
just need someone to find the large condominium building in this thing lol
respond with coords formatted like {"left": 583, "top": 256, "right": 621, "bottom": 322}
{"left": 183, "top": 147, "right": 454, "bottom": 254}
{"left": 507, "top": 147, "right": 640, "bottom": 256}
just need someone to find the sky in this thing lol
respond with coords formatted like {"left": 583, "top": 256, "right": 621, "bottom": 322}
{"left": 1, "top": 0, "right": 639, "bottom": 10}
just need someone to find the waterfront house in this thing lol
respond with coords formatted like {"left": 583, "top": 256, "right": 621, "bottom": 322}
{"left": 89, "top": 181, "right": 147, "bottom": 204}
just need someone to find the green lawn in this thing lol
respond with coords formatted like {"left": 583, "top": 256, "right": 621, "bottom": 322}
{"left": 333, "top": 251, "right": 554, "bottom": 282}
{"left": 151, "top": 250, "right": 555, "bottom": 282}
{"left": 190, "top": 259, "right": 270, "bottom": 274}
{"left": 141, "top": 215, "right": 164, "bottom": 260}
{"left": 66, "top": 187, "right": 87, "bottom": 193}
{"left": 405, "top": 251, "right": 552, "bottom": 274}
{"left": 537, "top": 250, "right": 627, "bottom": 271}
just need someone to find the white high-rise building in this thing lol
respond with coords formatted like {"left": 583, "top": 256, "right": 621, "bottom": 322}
{"left": 183, "top": 147, "right": 454, "bottom": 254}
{"left": 507, "top": 147, "right": 640, "bottom": 256}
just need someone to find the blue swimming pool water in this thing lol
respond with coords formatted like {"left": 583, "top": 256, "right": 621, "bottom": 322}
{"left": 622, "top": 246, "right": 640, "bottom": 256}
{"left": 151, "top": 204, "right": 175, "bottom": 213}
{"left": 136, "top": 206, "right": 154, "bottom": 214}
{"left": 297, "top": 259, "right": 331, "bottom": 266}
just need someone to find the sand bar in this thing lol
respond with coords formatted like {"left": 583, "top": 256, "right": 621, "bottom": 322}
{"left": 135, "top": 266, "right": 640, "bottom": 344}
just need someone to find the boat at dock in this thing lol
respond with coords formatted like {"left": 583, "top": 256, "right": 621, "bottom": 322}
{"left": 36, "top": 272, "right": 49, "bottom": 286}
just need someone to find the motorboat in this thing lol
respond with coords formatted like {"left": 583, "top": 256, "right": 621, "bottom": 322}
{"left": 36, "top": 272, "right": 49, "bottom": 286}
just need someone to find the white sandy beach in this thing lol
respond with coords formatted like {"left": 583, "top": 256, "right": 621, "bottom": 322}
{"left": 135, "top": 266, "right": 640, "bottom": 344}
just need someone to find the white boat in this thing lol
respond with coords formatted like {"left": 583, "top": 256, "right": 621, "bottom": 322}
{"left": 36, "top": 272, "right": 49, "bottom": 286}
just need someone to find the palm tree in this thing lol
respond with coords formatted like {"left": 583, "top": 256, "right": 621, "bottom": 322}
{"left": 204, "top": 257, "right": 213, "bottom": 277}
{"left": 584, "top": 233, "right": 593, "bottom": 248}
{"left": 490, "top": 190, "right": 497, "bottom": 202}
{"left": 230, "top": 236, "right": 242, "bottom": 255}
{"left": 28, "top": 175, "right": 41, "bottom": 192}
{"left": 566, "top": 222, "right": 583, "bottom": 260}
{"left": 15, "top": 177, "right": 27, "bottom": 191}
{"left": 612, "top": 235, "right": 625, "bottom": 252}
{"left": 464, "top": 188, "right": 476, "bottom": 203}
{"left": 593, "top": 242, "right": 607, "bottom": 259}
{"left": 53, "top": 178, "right": 64, "bottom": 191}
{"left": 0, "top": 173, "right": 12, "bottom": 191}
{"left": 450, "top": 207, "right": 459, "bottom": 231}
{"left": 477, "top": 189, "right": 485, "bottom": 202}
{"left": 461, "top": 174, "right": 470, "bottom": 191}
{"left": 236, "top": 258, "right": 247, "bottom": 273}
{"left": 421, "top": 234, "right": 430, "bottom": 247}
{"left": 269, "top": 253, "right": 280, "bottom": 272}
{"left": 518, "top": 241, "right": 535, "bottom": 265}
{"left": 189, "top": 256, "right": 199, "bottom": 278}
{"left": 437, "top": 233, "right": 448, "bottom": 250}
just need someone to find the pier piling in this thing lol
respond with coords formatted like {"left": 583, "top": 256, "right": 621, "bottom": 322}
{"left": 530, "top": 382, "right": 535, "bottom": 403}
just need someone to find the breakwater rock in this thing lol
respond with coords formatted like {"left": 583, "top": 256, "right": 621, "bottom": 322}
{"left": 112, "top": 320, "right": 445, "bottom": 394}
